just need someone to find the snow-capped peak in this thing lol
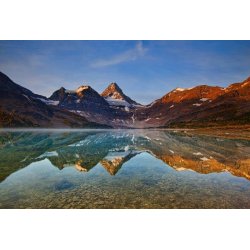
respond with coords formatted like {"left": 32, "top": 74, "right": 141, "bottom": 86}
{"left": 102, "top": 82, "right": 124, "bottom": 99}
{"left": 76, "top": 86, "right": 90, "bottom": 93}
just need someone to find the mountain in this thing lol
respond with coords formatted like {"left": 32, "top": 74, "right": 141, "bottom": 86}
{"left": 49, "top": 84, "right": 133, "bottom": 127}
{"left": 133, "top": 77, "right": 250, "bottom": 128}
{"left": 0, "top": 72, "right": 109, "bottom": 128}
{"left": 0, "top": 70, "right": 250, "bottom": 128}
{"left": 101, "top": 82, "right": 141, "bottom": 107}
{"left": 49, "top": 85, "right": 111, "bottom": 123}
{"left": 50, "top": 85, "right": 109, "bottom": 109}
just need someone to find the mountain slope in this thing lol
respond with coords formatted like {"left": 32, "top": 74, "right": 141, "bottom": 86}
{"left": 49, "top": 85, "right": 111, "bottom": 115}
{"left": 0, "top": 72, "right": 108, "bottom": 128}
{"left": 134, "top": 77, "right": 250, "bottom": 128}
{"left": 49, "top": 84, "right": 135, "bottom": 127}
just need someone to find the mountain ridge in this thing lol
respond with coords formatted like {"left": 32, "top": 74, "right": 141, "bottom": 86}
{"left": 0, "top": 72, "right": 110, "bottom": 128}
{"left": 0, "top": 71, "right": 250, "bottom": 128}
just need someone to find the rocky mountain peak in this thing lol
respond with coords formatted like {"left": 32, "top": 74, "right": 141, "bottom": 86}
{"left": 101, "top": 82, "right": 140, "bottom": 106}
{"left": 110, "top": 82, "right": 119, "bottom": 88}
{"left": 101, "top": 82, "right": 124, "bottom": 99}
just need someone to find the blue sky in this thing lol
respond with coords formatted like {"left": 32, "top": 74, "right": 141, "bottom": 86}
{"left": 0, "top": 40, "right": 250, "bottom": 104}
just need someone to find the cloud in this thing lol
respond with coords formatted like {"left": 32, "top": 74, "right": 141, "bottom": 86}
{"left": 90, "top": 41, "right": 147, "bottom": 68}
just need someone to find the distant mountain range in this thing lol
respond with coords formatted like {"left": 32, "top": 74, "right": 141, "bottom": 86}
{"left": 0, "top": 71, "right": 250, "bottom": 128}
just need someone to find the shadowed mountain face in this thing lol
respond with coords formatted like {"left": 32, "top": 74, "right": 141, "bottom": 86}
{"left": 0, "top": 129, "right": 249, "bottom": 182}
{"left": 1, "top": 71, "right": 249, "bottom": 128}
{"left": 48, "top": 82, "right": 142, "bottom": 127}
{"left": 0, "top": 72, "right": 108, "bottom": 128}
{"left": 49, "top": 86, "right": 115, "bottom": 126}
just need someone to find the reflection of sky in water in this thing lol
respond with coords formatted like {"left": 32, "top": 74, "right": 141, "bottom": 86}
{"left": 0, "top": 130, "right": 250, "bottom": 208}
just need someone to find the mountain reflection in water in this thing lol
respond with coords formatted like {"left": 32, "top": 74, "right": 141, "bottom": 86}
{"left": 0, "top": 129, "right": 250, "bottom": 208}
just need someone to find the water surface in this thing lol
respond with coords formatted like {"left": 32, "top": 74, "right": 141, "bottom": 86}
{"left": 0, "top": 129, "right": 250, "bottom": 208}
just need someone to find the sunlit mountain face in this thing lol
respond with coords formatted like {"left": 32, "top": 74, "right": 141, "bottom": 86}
{"left": 0, "top": 129, "right": 250, "bottom": 208}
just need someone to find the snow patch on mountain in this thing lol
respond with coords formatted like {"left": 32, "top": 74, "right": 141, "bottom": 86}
{"left": 22, "top": 94, "right": 32, "bottom": 102}
{"left": 175, "top": 88, "right": 185, "bottom": 92}
{"left": 174, "top": 87, "right": 195, "bottom": 92}
{"left": 105, "top": 97, "right": 131, "bottom": 107}
{"left": 77, "top": 86, "right": 90, "bottom": 93}
{"left": 193, "top": 152, "right": 203, "bottom": 156}
{"left": 36, "top": 97, "right": 59, "bottom": 106}
{"left": 200, "top": 157, "right": 209, "bottom": 161}
{"left": 131, "top": 114, "right": 135, "bottom": 123}
{"left": 200, "top": 98, "right": 209, "bottom": 102}
{"left": 109, "top": 91, "right": 122, "bottom": 99}
{"left": 68, "top": 110, "right": 87, "bottom": 117}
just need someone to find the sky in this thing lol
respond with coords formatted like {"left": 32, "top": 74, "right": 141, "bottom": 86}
{"left": 0, "top": 40, "right": 250, "bottom": 104}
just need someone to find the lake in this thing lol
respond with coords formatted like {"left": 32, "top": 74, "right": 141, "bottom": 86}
{"left": 0, "top": 129, "right": 250, "bottom": 208}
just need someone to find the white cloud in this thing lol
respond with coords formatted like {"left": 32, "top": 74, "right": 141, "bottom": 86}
{"left": 90, "top": 41, "right": 147, "bottom": 68}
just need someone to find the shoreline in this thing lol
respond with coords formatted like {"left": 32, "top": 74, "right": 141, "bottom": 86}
{"left": 0, "top": 126, "right": 250, "bottom": 140}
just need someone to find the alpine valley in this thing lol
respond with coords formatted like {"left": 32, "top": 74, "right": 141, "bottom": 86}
{"left": 0, "top": 71, "right": 250, "bottom": 128}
